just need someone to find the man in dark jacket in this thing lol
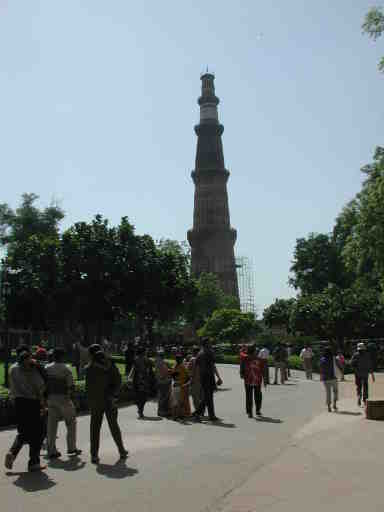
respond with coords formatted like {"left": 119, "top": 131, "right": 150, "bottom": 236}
{"left": 5, "top": 346, "right": 46, "bottom": 472}
{"left": 192, "top": 339, "right": 219, "bottom": 422}
{"left": 86, "top": 345, "right": 128, "bottom": 464}
{"left": 351, "top": 342, "right": 375, "bottom": 406}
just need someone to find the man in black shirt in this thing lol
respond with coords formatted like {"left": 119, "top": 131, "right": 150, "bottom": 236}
{"left": 192, "top": 339, "right": 219, "bottom": 422}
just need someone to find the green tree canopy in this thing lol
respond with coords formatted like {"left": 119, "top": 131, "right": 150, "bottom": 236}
{"left": 289, "top": 233, "right": 346, "bottom": 295}
{"left": 198, "top": 308, "right": 259, "bottom": 345}
{"left": 185, "top": 273, "right": 238, "bottom": 329}
{"left": 0, "top": 193, "right": 64, "bottom": 250}
{"left": 362, "top": 6, "right": 384, "bottom": 71}
{"left": 263, "top": 298, "right": 296, "bottom": 333}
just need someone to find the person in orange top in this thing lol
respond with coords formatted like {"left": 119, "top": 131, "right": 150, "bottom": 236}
{"left": 171, "top": 354, "right": 191, "bottom": 419}
{"left": 240, "top": 344, "right": 267, "bottom": 418}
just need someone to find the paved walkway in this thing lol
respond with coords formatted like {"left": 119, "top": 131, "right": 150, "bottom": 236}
{"left": 1, "top": 368, "right": 383, "bottom": 511}
{"left": 217, "top": 373, "right": 384, "bottom": 512}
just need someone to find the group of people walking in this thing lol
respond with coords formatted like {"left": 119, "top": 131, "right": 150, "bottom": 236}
{"left": 3, "top": 338, "right": 379, "bottom": 473}
{"left": 5, "top": 343, "right": 129, "bottom": 471}
{"left": 5, "top": 345, "right": 82, "bottom": 472}
{"left": 132, "top": 339, "right": 222, "bottom": 422}
{"left": 319, "top": 342, "right": 375, "bottom": 412}
{"left": 4, "top": 338, "right": 223, "bottom": 472}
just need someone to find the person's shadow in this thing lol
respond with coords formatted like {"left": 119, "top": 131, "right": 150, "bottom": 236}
{"left": 8, "top": 471, "right": 57, "bottom": 492}
{"left": 335, "top": 411, "right": 362, "bottom": 416}
{"left": 48, "top": 456, "right": 86, "bottom": 471}
{"left": 255, "top": 416, "right": 283, "bottom": 424}
{"left": 96, "top": 461, "right": 138, "bottom": 479}
{"left": 202, "top": 419, "right": 237, "bottom": 429}
{"left": 140, "top": 416, "right": 163, "bottom": 421}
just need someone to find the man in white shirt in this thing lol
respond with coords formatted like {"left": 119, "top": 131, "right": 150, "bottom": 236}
{"left": 300, "top": 346, "right": 313, "bottom": 380}
{"left": 45, "top": 348, "right": 81, "bottom": 459}
{"left": 258, "top": 346, "right": 270, "bottom": 384}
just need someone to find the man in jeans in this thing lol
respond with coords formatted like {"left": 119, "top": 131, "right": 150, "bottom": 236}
{"left": 319, "top": 346, "right": 338, "bottom": 412}
{"left": 86, "top": 345, "right": 128, "bottom": 464}
{"left": 351, "top": 342, "right": 375, "bottom": 407}
{"left": 5, "top": 346, "right": 46, "bottom": 472}
{"left": 45, "top": 348, "right": 82, "bottom": 459}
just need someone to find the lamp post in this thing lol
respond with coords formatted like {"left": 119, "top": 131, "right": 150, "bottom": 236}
{"left": 1, "top": 264, "right": 10, "bottom": 388}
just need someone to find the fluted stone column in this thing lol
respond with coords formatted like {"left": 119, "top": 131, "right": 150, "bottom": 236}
{"left": 187, "top": 73, "right": 239, "bottom": 300}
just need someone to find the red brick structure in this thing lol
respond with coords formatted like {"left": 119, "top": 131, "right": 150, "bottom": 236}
{"left": 187, "top": 73, "right": 239, "bottom": 300}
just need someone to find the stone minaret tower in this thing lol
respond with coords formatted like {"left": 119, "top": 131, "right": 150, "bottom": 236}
{"left": 187, "top": 73, "right": 239, "bottom": 300}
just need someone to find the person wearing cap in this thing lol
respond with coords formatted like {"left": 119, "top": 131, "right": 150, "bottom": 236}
{"left": 45, "top": 348, "right": 81, "bottom": 459}
{"left": 86, "top": 345, "right": 128, "bottom": 464}
{"left": 5, "top": 346, "right": 47, "bottom": 472}
{"left": 351, "top": 342, "right": 375, "bottom": 407}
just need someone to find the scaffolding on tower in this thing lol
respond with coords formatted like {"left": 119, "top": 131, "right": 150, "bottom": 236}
{"left": 236, "top": 257, "right": 256, "bottom": 316}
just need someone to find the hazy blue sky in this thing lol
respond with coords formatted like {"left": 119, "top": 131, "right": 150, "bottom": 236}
{"left": 1, "top": 1, "right": 383, "bottom": 313}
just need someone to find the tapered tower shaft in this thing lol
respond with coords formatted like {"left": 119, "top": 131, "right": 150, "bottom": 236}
{"left": 187, "top": 73, "right": 239, "bottom": 300}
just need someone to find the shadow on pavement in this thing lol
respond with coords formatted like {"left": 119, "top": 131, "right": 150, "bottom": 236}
{"left": 215, "top": 387, "right": 232, "bottom": 392}
{"left": 48, "top": 457, "right": 86, "bottom": 471}
{"left": 140, "top": 416, "right": 163, "bottom": 421}
{"left": 336, "top": 411, "right": 363, "bottom": 416}
{"left": 96, "top": 461, "right": 138, "bottom": 479}
{"left": 202, "top": 421, "right": 236, "bottom": 429}
{"left": 7, "top": 471, "right": 57, "bottom": 492}
{"left": 255, "top": 416, "right": 283, "bottom": 424}
{"left": 175, "top": 418, "right": 195, "bottom": 425}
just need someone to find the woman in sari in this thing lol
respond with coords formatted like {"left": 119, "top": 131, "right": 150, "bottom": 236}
{"left": 171, "top": 354, "right": 191, "bottom": 419}
{"left": 155, "top": 351, "right": 171, "bottom": 417}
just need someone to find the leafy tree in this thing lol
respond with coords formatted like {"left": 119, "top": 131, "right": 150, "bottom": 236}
{"left": 0, "top": 193, "right": 64, "bottom": 250}
{"left": 289, "top": 293, "right": 328, "bottom": 338}
{"left": 342, "top": 147, "right": 384, "bottom": 287}
{"left": 4, "top": 235, "right": 62, "bottom": 330}
{"left": 185, "top": 273, "right": 238, "bottom": 329}
{"left": 263, "top": 298, "right": 296, "bottom": 333}
{"left": 289, "top": 284, "right": 384, "bottom": 342}
{"left": 289, "top": 233, "right": 345, "bottom": 295}
{"left": 362, "top": 6, "right": 384, "bottom": 71}
{"left": 198, "top": 308, "right": 260, "bottom": 344}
